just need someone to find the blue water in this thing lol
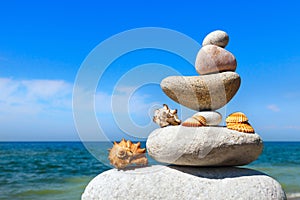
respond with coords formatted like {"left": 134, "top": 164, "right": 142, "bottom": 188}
{"left": 0, "top": 142, "right": 299, "bottom": 199}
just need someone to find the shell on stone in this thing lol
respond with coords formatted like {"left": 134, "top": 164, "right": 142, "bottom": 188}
{"left": 182, "top": 115, "right": 206, "bottom": 127}
{"left": 225, "top": 112, "right": 248, "bottom": 123}
{"left": 193, "top": 111, "right": 222, "bottom": 126}
{"left": 108, "top": 139, "right": 148, "bottom": 169}
{"left": 227, "top": 122, "right": 255, "bottom": 133}
{"left": 153, "top": 104, "right": 181, "bottom": 128}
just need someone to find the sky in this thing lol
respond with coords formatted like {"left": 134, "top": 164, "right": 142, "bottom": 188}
{"left": 0, "top": 0, "right": 300, "bottom": 141}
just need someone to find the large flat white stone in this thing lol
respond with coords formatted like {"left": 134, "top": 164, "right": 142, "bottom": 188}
{"left": 146, "top": 126, "right": 263, "bottom": 166}
{"left": 82, "top": 165, "right": 286, "bottom": 200}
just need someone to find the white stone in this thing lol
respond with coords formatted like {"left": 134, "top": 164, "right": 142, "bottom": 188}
{"left": 202, "top": 30, "right": 229, "bottom": 48}
{"left": 193, "top": 111, "right": 222, "bottom": 125}
{"left": 146, "top": 126, "right": 263, "bottom": 166}
{"left": 82, "top": 165, "right": 286, "bottom": 200}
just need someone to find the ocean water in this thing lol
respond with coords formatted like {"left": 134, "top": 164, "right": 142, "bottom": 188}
{"left": 0, "top": 142, "right": 299, "bottom": 200}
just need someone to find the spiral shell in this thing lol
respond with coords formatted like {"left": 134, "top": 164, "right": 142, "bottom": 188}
{"left": 227, "top": 122, "right": 255, "bottom": 133}
{"left": 225, "top": 112, "right": 248, "bottom": 123}
{"left": 182, "top": 115, "right": 206, "bottom": 127}
{"left": 108, "top": 139, "right": 148, "bottom": 169}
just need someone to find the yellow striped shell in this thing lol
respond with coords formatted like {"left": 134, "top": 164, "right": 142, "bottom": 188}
{"left": 182, "top": 115, "right": 206, "bottom": 127}
{"left": 225, "top": 112, "right": 248, "bottom": 123}
{"left": 227, "top": 122, "right": 255, "bottom": 133}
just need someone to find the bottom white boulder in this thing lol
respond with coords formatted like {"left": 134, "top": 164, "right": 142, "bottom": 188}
{"left": 82, "top": 165, "right": 286, "bottom": 200}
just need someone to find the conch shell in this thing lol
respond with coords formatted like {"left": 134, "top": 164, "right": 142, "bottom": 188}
{"left": 226, "top": 112, "right": 255, "bottom": 133}
{"left": 153, "top": 104, "right": 181, "bottom": 128}
{"left": 108, "top": 139, "right": 148, "bottom": 169}
{"left": 227, "top": 122, "right": 255, "bottom": 133}
{"left": 225, "top": 112, "right": 248, "bottom": 123}
{"left": 182, "top": 115, "right": 206, "bottom": 127}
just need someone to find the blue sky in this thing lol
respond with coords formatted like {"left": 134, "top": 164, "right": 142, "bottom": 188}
{"left": 0, "top": 0, "right": 300, "bottom": 141}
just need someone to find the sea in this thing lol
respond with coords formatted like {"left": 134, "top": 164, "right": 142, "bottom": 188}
{"left": 0, "top": 142, "right": 300, "bottom": 200}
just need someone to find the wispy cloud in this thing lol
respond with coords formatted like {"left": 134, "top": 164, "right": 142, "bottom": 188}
{"left": 0, "top": 78, "right": 156, "bottom": 141}
{"left": 267, "top": 104, "right": 280, "bottom": 112}
{"left": 0, "top": 78, "right": 72, "bottom": 116}
{"left": 0, "top": 78, "right": 154, "bottom": 116}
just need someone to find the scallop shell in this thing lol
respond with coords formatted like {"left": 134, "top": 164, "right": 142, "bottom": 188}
{"left": 225, "top": 112, "right": 249, "bottom": 123}
{"left": 153, "top": 104, "right": 181, "bottom": 127}
{"left": 182, "top": 115, "right": 206, "bottom": 127}
{"left": 108, "top": 139, "right": 148, "bottom": 169}
{"left": 227, "top": 122, "right": 255, "bottom": 133}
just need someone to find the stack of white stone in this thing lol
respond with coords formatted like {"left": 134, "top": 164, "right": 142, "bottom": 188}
{"left": 81, "top": 30, "right": 287, "bottom": 200}
{"left": 147, "top": 30, "right": 263, "bottom": 167}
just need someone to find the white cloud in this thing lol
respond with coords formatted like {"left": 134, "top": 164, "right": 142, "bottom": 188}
{"left": 0, "top": 78, "right": 73, "bottom": 116}
{"left": 0, "top": 78, "right": 158, "bottom": 117}
{"left": 267, "top": 104, "right": 280, "bottom": 112}
{"left": 0, "top": 78, "right": 156, "bottom": 141}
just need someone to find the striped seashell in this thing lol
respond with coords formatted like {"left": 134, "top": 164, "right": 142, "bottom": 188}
{"left": 192, "top": 115, "right": 207, "bottom": 126}
{"left": 225, "top": 112, "right": 249, "bottom": 123}
{"left": 227, "top": 122, "right": 255, "bottom": 133}
{"left": 182, "top": 116, "right": 206, "bottom": 127}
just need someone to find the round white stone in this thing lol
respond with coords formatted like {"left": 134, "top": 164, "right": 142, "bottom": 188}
{"left": 202, "top": 30, "right": 229, "bottom": 48}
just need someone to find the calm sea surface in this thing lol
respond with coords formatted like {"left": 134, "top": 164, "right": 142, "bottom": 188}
{"left": 0, "top": 142, "right": 299, "bottom": 200}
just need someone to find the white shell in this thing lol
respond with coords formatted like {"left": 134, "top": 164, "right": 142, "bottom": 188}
{"left": 193, "top": 111, "right": 222, "bottom": 126}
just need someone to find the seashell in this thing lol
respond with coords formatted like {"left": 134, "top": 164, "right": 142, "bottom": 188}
{"left": 193, "top": 111, "right": 222, "bottom": 126}
{"left": 227, "top": 122, "right": 255, "bottom": 133}
{"left": 182, "top": 115, "right": 206, "bottom": 127}
{"left": 225, "top": 112, "right": 248, "bottom": 123}
{"left": 108, "top": 139, "right": 148, "bottom": 169}
{"left": 192, "top": 115, "right": 207, "bottom": 126}
{"left": 153, "top": 104, "right": 181, "bottom": 128}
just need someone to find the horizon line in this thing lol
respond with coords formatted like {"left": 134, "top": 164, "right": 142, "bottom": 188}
{"left": 1, "top": 140, "right": 300, "bottom": 142}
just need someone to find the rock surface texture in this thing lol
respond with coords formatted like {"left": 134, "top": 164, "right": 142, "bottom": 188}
{"left": 146, "top": 126, "right": 263, "bottom": 166}
{"left": 195, "top": 45, "right": 237, "bottom": 75}
{"left": 160, "top": 72, "right": 241, "bottom": 111}
{"left": 82, "top": 165, "right": 286, "bottom": 200}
